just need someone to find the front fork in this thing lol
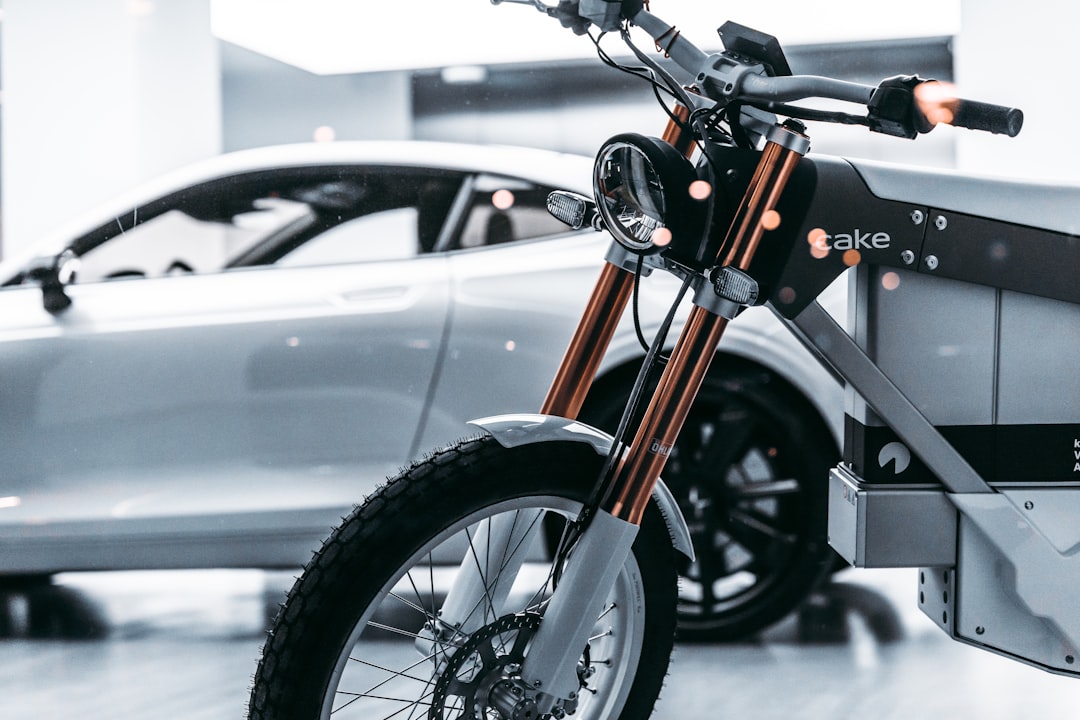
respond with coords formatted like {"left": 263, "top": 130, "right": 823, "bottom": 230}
{"left": 437, "top": 118, "right": 811, "bottom": 710}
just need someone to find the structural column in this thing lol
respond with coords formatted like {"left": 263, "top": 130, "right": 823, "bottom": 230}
{"left": 2, "top": 0, "right": 222, "bottom": 256}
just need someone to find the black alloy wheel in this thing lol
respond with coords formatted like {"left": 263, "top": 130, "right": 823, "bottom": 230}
{"left": 581, "top": 357, "right": 838, "bottom": 641}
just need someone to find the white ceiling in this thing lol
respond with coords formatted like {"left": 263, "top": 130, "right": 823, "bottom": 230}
{"left": 210, "top": 0, "right": 961, "bottom": 75}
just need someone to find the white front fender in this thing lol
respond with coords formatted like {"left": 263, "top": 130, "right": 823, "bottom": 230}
{"left": 468, "top": 413, "right": 695, "bottom": 561}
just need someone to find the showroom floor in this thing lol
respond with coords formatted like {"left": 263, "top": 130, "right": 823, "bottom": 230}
{"left": 0, "top": 567, "right": 1076, "bottom": 719}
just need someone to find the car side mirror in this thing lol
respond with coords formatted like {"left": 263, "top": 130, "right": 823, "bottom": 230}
{"left": 26, "top": 249, "right": 79, "bottom": 314}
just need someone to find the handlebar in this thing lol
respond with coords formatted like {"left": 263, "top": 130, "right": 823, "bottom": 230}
{"left": 499, "top": 1, "right": 1023, "bottom": 139}
{"left": 935, "top": 95, "right": 1024, "bottom": 137}
{"left": 630, "top": 6, "right": 1022, "bottom": 138}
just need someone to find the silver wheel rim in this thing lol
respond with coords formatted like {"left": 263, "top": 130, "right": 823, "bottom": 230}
{"left": 319, "top": 496, "right": 646, "bottom": 719}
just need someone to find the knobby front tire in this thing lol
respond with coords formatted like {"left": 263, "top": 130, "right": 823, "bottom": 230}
{"left": 248, "top": 436, "right": 678, "bottom": 720}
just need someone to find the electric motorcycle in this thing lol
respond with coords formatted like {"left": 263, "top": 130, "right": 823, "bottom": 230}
{"left": 248, "top": 2, "right": 1080, "bottom": 718}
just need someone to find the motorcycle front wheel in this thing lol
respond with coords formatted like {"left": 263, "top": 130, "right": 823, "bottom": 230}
{"left": 248, "top": 436, "right": 678, "bottom": 720}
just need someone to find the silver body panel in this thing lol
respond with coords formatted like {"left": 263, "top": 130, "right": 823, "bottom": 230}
{"left": 827, "top": 465, "right": 956, "bottom": 568}
{"left": 848, "top": 265, "right": 1080, "bottom": 429}
{"left": 848, "top": 266, "right": 997, "bottom": 426}
{"left": 943, "top": 493, "right": 1080, "bottom": 676}
{"left": 851, "top": 157, "right": 1080, "bottom": 236}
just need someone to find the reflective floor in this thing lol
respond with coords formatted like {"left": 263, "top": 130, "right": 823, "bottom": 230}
{"left": 0, "top": 567, "right": 1077, "bottom": 719}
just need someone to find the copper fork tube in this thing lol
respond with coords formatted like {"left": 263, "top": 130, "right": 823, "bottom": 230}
{"left": 604, "top": 129, "right": 808, "bottom": 525}
{"left": 540, "top": 108, "right": 692, "bottom": 419}
{"left": 602, "top": 306, "right": 729, "bottom": 523}
{"left": 540, "top": 262, "right": 635, "bottom": 418}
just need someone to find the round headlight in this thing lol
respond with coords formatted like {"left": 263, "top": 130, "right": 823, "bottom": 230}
{"left": 593, "top": 133, "right": 701, "bottom": 255}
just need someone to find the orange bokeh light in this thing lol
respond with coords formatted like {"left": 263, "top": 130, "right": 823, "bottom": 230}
{"left": 492, "top": 189, "right": 516, "bottom": 210}
{"left": 689, "top": 180, "right": 713, "bottom": 201}
{"left": 915, "top": 81, "right": 957, "bottom": 127}
{"left": 807, "top": 228, "right": 829, "bottom": 259}
{"left": 761, "top": 209, "right": 781, "bottom": 231}
{"left": 652, "top": 227, "right": 673, "bottom": 247}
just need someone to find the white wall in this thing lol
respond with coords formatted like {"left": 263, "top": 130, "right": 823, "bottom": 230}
{"left": 1, "top": 1, "right": 1071, "bottom": 261}
{"left": 2, "top": 0, "right": 222, "bottom": 255}
{"left": 955, "top": 0, "right": 1076, "bottom": 181}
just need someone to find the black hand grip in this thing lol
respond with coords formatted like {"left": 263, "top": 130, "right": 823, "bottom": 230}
{"left": 947, "top": 98, "right": 1024, "bottom": 137}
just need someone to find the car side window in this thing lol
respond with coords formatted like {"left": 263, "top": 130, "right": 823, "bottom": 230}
{"left": 64, "top": 165, "right": 468, "bottom": 282}
{"left": 454, "top": 175, "right": 575, "bottom": 250}
{"left": 73, "top": 199, "right": 313, "bottom": 283}
{"left": 275, "top": 207, "right": 420, "bottom": 267}
{"left": 267, "top": 169, "right": 468, "bottom": 267}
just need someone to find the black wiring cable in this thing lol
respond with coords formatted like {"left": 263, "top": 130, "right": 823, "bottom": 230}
{"left": 552, "top": 266, "right": 695, "bottom": 586}
{"left": 593, "top": 266, "right": 694, "bottom": 507}
{"left": 619, "top": 27, "right": 723, "bottom": 270}
{"left": 589, "top": 29, "right": 690, "bottom": 132}
{"left": 631, "top": 254, "right": 666, "bottom": 361}
{"left": 758, "top": 101, "right": 871, "bottom": 127}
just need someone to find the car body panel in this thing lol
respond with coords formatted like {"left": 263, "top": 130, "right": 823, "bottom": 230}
{"left": 0, "top": 258, "right": 452, "bottom": 572}
{"left": 0, "top": 141, "right": 842, "bottom": 576}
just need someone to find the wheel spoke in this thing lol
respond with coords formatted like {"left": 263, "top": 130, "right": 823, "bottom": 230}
{"left": 692, "top": 407, "right": 758, "bottom": 473}
{"left": 463, "top": 523, "right": 500, "bottom": 627}
{"left": 690, "top": 536, "right": 726, "bottom": 602}
{"left": 728, "top": 477, "right": 800, "bottom": 500}
{"left": 726, "top": 507, "right": 797, "bottom": 553}
{"left": 333, "top": 685, "right": 435, "bottom": 718}
{"left": 457, "top": 509, "right": 546, "bottom": 635}
{"left": 348, "top": 655, "right": 437, "bottom": 686}
{"left": 250, "top": 438, "right": 676, "bottom": 719}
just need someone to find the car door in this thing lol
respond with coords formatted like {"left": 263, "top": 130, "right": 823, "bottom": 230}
{"left": 0, "top": 165, "right": 458, "bottom": 572}
{"left": 411, "top": 172, "right": 605, "bottom": 451}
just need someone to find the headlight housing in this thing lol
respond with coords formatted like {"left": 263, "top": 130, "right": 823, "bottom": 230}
{"left": 593, "top": 133, "right": 706, "bottom": 258}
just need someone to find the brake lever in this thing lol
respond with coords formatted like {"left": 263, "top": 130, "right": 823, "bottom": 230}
{"left": 492, "top": 0, "right": 639, "bottom": 35}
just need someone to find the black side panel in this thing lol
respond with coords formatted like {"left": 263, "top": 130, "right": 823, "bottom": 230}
{"left": 762, "top": 154, "right": 1080, "bottom": 315}
{"left": 922, "top": 211, "right": 1080, "bottom": 305}
{"left": 846, "top": 417, "right": 1080, "bottom": 485}
{"left": 759, "top": 155, "right": 928, "bottom": 318}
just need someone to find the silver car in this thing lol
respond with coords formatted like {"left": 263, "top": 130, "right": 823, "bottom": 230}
{"left": 0, "top": 141, "right": 842, "bottom": 639}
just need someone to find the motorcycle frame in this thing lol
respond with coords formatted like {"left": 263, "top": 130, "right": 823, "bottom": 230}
{"left": 446, "top": 96, "right": 1080, "bottom": 707}
{"left": 559, "top": 122, "right": 1080, "bottom": 684}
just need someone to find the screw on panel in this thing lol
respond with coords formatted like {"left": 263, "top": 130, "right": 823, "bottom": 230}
{"left": 910, "top": 209, "right": 925, "bottom": 225}
{"left": 1024, "top": 501, "right": 1035, "bottom": 510}
{"left": 924, "top": 255, "right": 939, "bottom": 271}
{"left": 935, "top": 215, "right": 948, "bottom": 230}
{"left": 901, "top": 249, "right": 916, "bottom": 265}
